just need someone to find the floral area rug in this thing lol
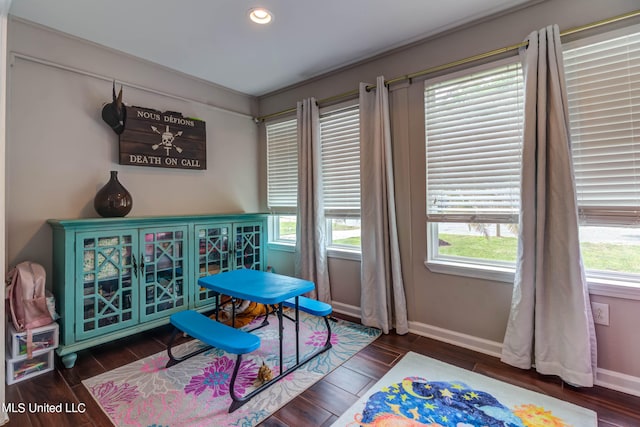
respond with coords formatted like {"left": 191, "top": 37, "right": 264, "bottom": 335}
{"left": 83, "top": 311, "right": 381, "bottom": 427}
{"left": 332, "top": 351, "right": 597, "bottom": 427}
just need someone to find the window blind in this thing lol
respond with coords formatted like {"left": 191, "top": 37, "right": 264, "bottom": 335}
{"left": 425, "top": 62, "right": 524, "bottom": 223}
{"left": 320, "top": 106, "right": 360, "bottom": 217}
{"left": 266, "top": 119, "right": 298, "bottom": 212}
{"left": 564, "top": 29, "right": 640, "bottom": 225}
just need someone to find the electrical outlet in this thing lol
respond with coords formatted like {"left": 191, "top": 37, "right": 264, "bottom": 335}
{"left": 591, "top": 302, "right": 609, "bottom": 326}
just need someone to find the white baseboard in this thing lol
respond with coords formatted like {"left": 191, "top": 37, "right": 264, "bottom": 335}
{"left": 331, "top": 304, "right": 640, "bottom": 398}
{"left": 331, "top": 301, "right": 361, "bottom": 319}
{"left": 595, "top": 368, "right": 640, "bottom": 397}
{"left": 408, "top": 320, "right": 503, "bottom": 359}
{"left": 409, "top": 320, "right": 640, "bottom": 397}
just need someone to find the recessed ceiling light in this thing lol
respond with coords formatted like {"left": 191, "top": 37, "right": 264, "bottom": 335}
{"left": 249, "top": 8, "right": 273, "bottom": 25}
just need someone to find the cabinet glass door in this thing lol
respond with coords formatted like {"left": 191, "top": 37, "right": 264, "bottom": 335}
{"left": 139, "top": 227, "right": 188, "bottom": 322}
{"left": 194, "top": 223, "right": 231, "bottom": 306}
{"left": 76, "top": 230, "right": 138, "bottom": 340}
{"left": 234, "top": 222, "right": 263, "bottom": 270}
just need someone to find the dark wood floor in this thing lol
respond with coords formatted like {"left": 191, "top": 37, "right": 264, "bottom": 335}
{"left": 5, "top": 313, "right": 640, "bottom": 427}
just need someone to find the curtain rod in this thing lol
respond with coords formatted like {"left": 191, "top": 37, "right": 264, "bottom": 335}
{"left": 256, "top": 9, "right": 640, "bottom": 123}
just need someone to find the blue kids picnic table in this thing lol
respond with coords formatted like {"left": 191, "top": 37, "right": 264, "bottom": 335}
{"left": 167, "top": 269, "right": 333, "bottom": 412}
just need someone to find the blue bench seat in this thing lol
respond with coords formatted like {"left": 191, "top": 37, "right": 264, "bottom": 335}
{"left": 171, "top": 310, "right": 260, "bottom": 354}
{"left": 166, "top": 310, "right": 260, "bottom": 369}
{"left": 282, "top": 296, "right": 332, "bottom": 317}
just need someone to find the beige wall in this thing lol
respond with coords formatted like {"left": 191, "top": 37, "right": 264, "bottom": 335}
{"left": 1, "top": 0, "right": 11, "bottom": 421}
{"left": 4, "top": 0, "right": 639, "bottom": 395}
{"left": 6, "top": 18, "right": 261, "bottom": 279}
{"left": 262, "top": 0, "right": 640, "bottom": 386}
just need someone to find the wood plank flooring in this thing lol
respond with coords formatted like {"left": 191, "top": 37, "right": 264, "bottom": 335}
{"left": 4, "top": 314, "right": 640, "bottom": 427}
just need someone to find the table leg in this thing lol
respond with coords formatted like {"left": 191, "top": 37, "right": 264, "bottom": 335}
{"left": 295, "top": 296, "right": 300, "bottom": 365}
{"left": 231, "top": 297, "right": 236, "bottom": 328}
{"left": 165, "top": 327, "right": 212, "bottom": 368}
{"left": 278, "top": 303, "right": 283, "bottom": 375}
{"left": 227, "top": 309, "right": 334, "bottom": 412}
{"left": 247, "top": 304, "right": 271, "bottom": 332}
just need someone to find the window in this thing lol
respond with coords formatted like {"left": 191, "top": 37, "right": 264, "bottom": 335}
{"left": 265, "top": 104, "right": 362, "bottom": 252}
{"left": 424, "top": 28, "right": 640, "bottom": 290}
{"left": 320, "top": 104, "right": 361, "bottom": 250}
{"left": 271, "top": 214, "right": 297, "bottom": 243}
{"left": 266, "top": 118, "right": 297, "bottom": 244}
{"left": 564, "top": 26, "right": 640, "bottom": 283}
{"left": 424, "top": 59, "right": 524, "bottom": 272}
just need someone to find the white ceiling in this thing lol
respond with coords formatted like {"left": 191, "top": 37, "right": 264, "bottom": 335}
{"left": 9, "top": 0, "right": 534, "bottom": 97}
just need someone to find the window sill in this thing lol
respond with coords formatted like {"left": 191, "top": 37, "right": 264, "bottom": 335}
{"left": 265, "top": 243, "right": 362, "bottom": 261}
{"left": 267, "top": 242, "right": 295, "bottom": 252}
{"left": 425, "top": 259, "right": 515, "bottom": 283}
{"left": 588, "top": 278, "right": 640, "bottom": 301}
{"left": 327, "top": 247, "right": 361, "bottom": 261}
{"left": 425, "top": 259, "right": 640, "bottom": 300}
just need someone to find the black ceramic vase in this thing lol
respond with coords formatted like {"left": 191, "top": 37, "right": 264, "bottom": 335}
{"left": 94, "top": 171, "right": 133, "bottom": 217}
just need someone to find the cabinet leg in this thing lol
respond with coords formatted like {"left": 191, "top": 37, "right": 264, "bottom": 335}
{"left": 61, "top": 353, "right": 78, "bottom": 369}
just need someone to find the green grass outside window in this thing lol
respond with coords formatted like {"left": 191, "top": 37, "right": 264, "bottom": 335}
{"left": 438, "top": 233, "right": 640, "bottom": 274}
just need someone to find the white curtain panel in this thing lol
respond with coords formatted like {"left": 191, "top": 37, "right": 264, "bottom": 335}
{"left": 501, "top": 26, "right": 597, "bottom": 387}
{"left": 359, "top": 76, "right": 409, "bottom": 335}
{"left": 295, "top": 98, "right": 332, "bottom": 303}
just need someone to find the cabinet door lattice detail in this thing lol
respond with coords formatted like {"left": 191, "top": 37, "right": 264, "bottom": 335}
{"left": 77, "top": 231, "right": 138, "bottom": 339}
{"left": 235, "top": 223, "right": 263, "bottom": 270}
{"left": 195, "top": 224, "right": 231, "bottom": 306}
{"left": 140, "top": 227, "right": 188, "bottom": 321}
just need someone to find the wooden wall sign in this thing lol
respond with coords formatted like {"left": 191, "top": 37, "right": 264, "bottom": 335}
{"left": 119, "top": 106, "right": 206, "bottom": 170}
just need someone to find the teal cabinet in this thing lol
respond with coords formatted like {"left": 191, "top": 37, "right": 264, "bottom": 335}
{"left": 233, "top": 221, "right": 264, "bottom": 271}
{"left": 194, "top": 222, "right": 231, "bottom": 307}
{"left": 75, "top": 229, "right": 138, "bottom": 340}
{"left": 48, "top": 214, "right": 267, "bottom": 368}
{"left": 192, "top": 220, "right": 265, "bottom": 307}
{"left": 139, "top": 226, "right": 188, "bottom": 322}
